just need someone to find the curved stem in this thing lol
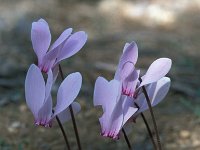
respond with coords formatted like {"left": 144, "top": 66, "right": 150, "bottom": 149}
{"left": 59, "top": 64, "right": 82, "bottom": 150}
{"left": 139, "top": 77, "right": 162, "bottom": 150}
{"left": 122, "top": 128, "right": 132, "bottom": 150}
{"left": 134, "top": 103, "right": 157, "bottom": 150}
{"left": 56, "top": 116, "right": 71, "bottom": 150}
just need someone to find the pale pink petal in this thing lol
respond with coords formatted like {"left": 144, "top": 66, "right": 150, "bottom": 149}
{"left": 53, "top": 72, "right": 82, "bottom": 117}
{"left": 45, "top": 69, "right": 53, "bottom": 99}
{"left": 49, "top": 28, "right": 72, "bottom": 51}
{"left": 57, "top": 102, "right": 81, "bottom": 123}
{"left": 134, "top": 77, "right": 170, "bottom": 115}
{"left": 151, "top": 77, "right": 171, "bottom": 106}
{"left": 122, "top": 96, "right": 138, "bottom": 126}
{"left": 122, "top": 69, "right": 140, "bottom": 97}
{"left": 114, "top": 41, "right": 138, "bottom": 80}
{"left": 140, "top": 58, "right": 172, "bottom": 87}
{"left": 56, "top": 31, "right": 87, "bottom": 63}
{"left": 94, "top": 77, "right": 123, "bottom": 139}
{"left": 122, "top": 43, "right": 130, "bottom": 53}
{"left": 100, "top": 96, "right": 123, "bottom": 139}
{"left": 31, "top": 19, "right": 51, "bottom": 66}
{"left": 25, "top": 64, "right": 45, "bottom": 119}
{"left": 37, "top": 95, "right": 53, "bottom": 127}
{"left": 52, "top": 64, "right": 59, "bottom": 83}
{"left": 94, "top": 77, "right": 121, "bottom": 112}
{"left": 41, "top": 28, "right": 73, "bottom": 66}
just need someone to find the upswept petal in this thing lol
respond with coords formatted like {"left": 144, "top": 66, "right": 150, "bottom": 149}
{"left": 37, "top": 95, "right": 53, "bottom": 127}
{"left": 151, "top": 77, "right": 171, "bottom": 106}
{"left": 94, "top": 77, "right": 123, "bottom": 139}
{"left": 25, "top": 64, "right": 46, "bottom": 119}
{"left": 122, "top": 43, "right": 130, "bottom": 53}
{"left": 56, "top": 31, "right": 87, "bottom": 63}
{"left": 53, "top": 72, "right": 82, "bottom": 117}
{"left": 42, "top": 28, "right": 73, "bottom": 63}
{"left": 140, "top": 58, "right": 172, "bottom": 87}
{"left": 57, "top": 102, "right": 81, "bottom": 123}
{"left": 100, "top": 95, "right": 137, "bottom": 139}
{"left": 134, "top": 77, "right": 171, "bottom": 115}
{"left": 94, "top": 77, "right": 121, "bottom": 112}
{"left": 100, "top": 96, "right": 123, "bottom": 139}
{"left": 114, "top": 41, "right": 138, "bottom": 80}
{"left": 122, "top": 69, "right": 140, "bottom": 97}
{"left": 45, "top": 69, "right": 53, "bottom": 99}
{"left": 49, "top": 28, "right": 73, "bottom": 51}
{"left": 52, "top": 64, "right": 59, "bottom": 83}
{"left": 40, "top": 29, "right": 73, "bottom": 71}
{"left": 122, "top": 96, "right": 138, "bottom": 126}
{"left": 31, "top": 19, "right": 51, "bottom": 65}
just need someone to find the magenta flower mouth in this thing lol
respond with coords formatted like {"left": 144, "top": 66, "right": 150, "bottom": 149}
{"left": 35, "top": 120, "right": 52, "bottom": 128}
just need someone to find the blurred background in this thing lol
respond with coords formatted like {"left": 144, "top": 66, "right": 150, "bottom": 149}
{"left": 0, "top": 0, "right": 200, "bottom": 149}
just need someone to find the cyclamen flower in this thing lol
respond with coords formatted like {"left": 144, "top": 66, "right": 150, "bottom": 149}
{"left": 31, "top": 18, "right": 87, "bottom": 73}
{"left": 93, "top": 41, "right": 172, "bottom": 139}
{"left": 114, "top": 42, "right": 139, "bottom": 97}
{"left": 115, "top": 41, "right": 172, "bottom": 98}
{"left": 94, "top": 77, "right": 138, "bottom": 139}
{"left": 25, "top": 64, "right": 82, "bottom": 127}
{"left": 115, "top": 41, "right": 172, "bottom": 119}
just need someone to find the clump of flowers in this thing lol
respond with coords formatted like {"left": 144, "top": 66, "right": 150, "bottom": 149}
{"left": 25, "top": 18, "right": 172, "bottom": 150}
{"left": 93, "top": 41, "right": 171, "bottom": 149}
{"left": 25, "top": 18, "right": 87, "bottom": 149}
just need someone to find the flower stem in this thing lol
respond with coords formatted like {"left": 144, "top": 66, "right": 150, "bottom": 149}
{"left": 56, "top": 116, "right": 71, "bottom": 150}
{"left": 139, "top": 77, "right": 162, "bottom": 150}
{"left": 122, "top": 128, "right": 132, "bottom": 150}
{"left": 134, "top": 103, "right": 157, "bottom": 150}
{"left": 59, "top": 64, "right": 82, "bottom": 150}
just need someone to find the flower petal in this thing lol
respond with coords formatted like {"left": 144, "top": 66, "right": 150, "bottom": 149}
{"left": 37, "top": 95, "right": 53, "bottom": 127}
{"left": 50, "top": 28, "right": 72, "bottom": 51}
{"left": 122, "top": 43, "right": 130, "bottom": 53}
{"left": 52, "top": 64, "right": 59, "bottom": 83}
{"left": 114, "top": 41, "right": 138, "bottom": 80}
{"left": 140, "top": 58, "right": 172, "bottom": 87}
{"left": 93, "top": 77, "right": 121, "bottom": 112}
{"left": 31, "top": 19, "right": 51, "bottom": 65}
{"left": 53, "top": 72, "right": 82, "bottom": 117}
{"left": 94, "top": 77, "right": 123, "bottom": 139}
{"left": 135, "top": 77, "right": 171, "bottom": 115}
{"left": 56, "top": 31, "right": 87, "bottom": 63}
{"left": 122, "top": 96, "right": 138, "bottom": 126}
{"left": 57, "top": 102, "right": 81, "bottom": 123}
{"left": 151, "top": 77, "right": 171, "bottom": 106}
{"left": 122, "top": 69, "right": 140, "bottom": 97}
{"left": 25, "top": 64, "right": 45, "bottom": 119}
{"left": 100, "top": 96, "right": 124, "bottom": 139}
{"left": 41, "top": 28, "right": 73, "bottom": 64}
{"left": 45, "top": 69, "right": 53, "bottom": 99}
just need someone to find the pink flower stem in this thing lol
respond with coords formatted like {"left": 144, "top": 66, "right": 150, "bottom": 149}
{"left": 134, "top": 103, "right": 157, "bottom": 150}
{"left": 59, "top": 64, "right": 82, "bottom": 150}
{"left": 122, "top": 128, "right": 132, "bottom": 150}
{"left": 139, "top": 77, "right": 162, "bottom": 150}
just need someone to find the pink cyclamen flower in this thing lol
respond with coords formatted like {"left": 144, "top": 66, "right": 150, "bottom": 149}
{"left": 114, "top": 41, "right": 172, "bottom": 98}
{"left": 93, "top": 77, "right": 138, "bottom": 139}
{"left": 31, "top": 18, "right": 87, "bottom": 73}
{"left": 114, "top": 42, "right": 140, "bottom": 97}
{"left": 25, "top": 64, "right": 82, "bottom": 127}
